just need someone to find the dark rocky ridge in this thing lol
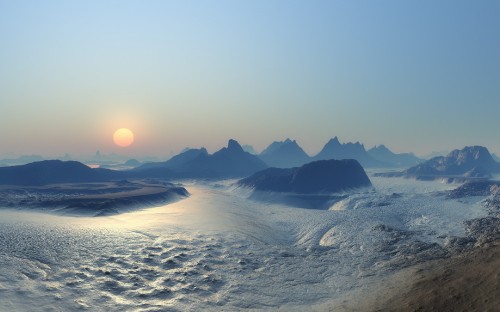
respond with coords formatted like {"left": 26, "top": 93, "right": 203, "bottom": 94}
{"left": 238, "top": 159, "right": 372, "bottom": 194}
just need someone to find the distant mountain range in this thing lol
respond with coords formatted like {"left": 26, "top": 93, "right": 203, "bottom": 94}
{"left": 257, "top": 137, "right": 421, "bottom": 168}
{"left": 0, "top": 140, "right": 267, "bottom": 185}
{"left": 6, "top": 140, "right": 496, "bottom": 186}
{"left": 0, "top": 140, "right": 268, "bottom": 184}
{"left": 376, "top": 146, "right": 500, "bottom": 180}
{"left": 134, "top": 139, "right": 267, "bottom": 179}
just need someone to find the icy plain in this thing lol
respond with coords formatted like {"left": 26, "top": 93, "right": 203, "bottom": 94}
{"left": 0, "top": 174, "right": 490, "bottom": 311}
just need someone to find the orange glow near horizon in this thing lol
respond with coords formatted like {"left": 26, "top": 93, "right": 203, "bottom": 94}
{"left": 113, "top": 128, "right": 135, "bottom": 147}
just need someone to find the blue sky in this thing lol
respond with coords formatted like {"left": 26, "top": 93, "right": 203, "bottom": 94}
{"left": 0, "top": 0, "right": 499, "bottom": 157}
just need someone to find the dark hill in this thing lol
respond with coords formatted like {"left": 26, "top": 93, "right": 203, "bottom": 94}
{"left": 238, "top": 159, "right": 371, "bottom": 194}
{"left": 0, "top": 160, "right": 123, "bottom": 185}
{"left": 259, "top": 139, "right": 311, "bottom": 168}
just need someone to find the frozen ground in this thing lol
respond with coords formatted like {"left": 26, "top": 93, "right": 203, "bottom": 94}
{"left": 0, "top": 175, "right": 491, "bottom": 311}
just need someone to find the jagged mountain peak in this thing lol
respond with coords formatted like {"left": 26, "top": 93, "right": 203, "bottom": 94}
{"left": 227, "top": 139, "right": 244, "bottom": 152}
{"left": 326, "top": 136, "right": 341, "bottom": 146}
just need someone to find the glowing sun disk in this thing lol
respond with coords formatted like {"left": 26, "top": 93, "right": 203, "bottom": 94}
{"left": 113, "top": 128, "right": 134, "bottom": 147}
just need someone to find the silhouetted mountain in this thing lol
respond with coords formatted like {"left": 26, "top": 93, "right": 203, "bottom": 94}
{"left": 405, "top": 146, "right": 499, "bottom": 178}
{"left": 178, "top": 139, "right": 267, "bottom": 178}
{"left": 137, "top": 148, "right": 208, "bottom": 170}
{"left": 238, "top": 159, "right": 371, "bottom": 194}
{"left": 367, "top": 145, "right": 422, "bottom": 168}
{"left": 313, "top": 137, "right": 386, "bottom": 168}
{"left": 0, "top": 160, "right": 124, "bottom": 185}
{"left": 133, "top": 140, "right": 267, "bottom": 179}
{"left": 259, "top": 139, "right": 311, "bottom": 168}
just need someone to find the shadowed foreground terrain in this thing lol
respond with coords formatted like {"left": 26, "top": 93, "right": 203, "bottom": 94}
{"left": 341, "top": 242, "right": 500, "bottom": 312}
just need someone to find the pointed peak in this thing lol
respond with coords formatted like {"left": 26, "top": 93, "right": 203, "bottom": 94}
{"left": 375, "top": 144, "right": 390, "bottom": 152}
{"left": 327, "top": 136, "right": 341, "bottom": 145}
{"left": 284, "top": 138, "right": 293, "bottom": 143}
{"left": 227, "top": 139, "right": 243, "bottom": 152}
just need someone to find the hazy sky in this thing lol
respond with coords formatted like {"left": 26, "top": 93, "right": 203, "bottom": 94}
{"left": 1, "top": 0, "right": 499, "bottom": 157}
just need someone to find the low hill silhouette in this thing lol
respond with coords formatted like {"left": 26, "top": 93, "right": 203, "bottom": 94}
{"left": 0, "top": 160, "right": 124, "bottom": 185}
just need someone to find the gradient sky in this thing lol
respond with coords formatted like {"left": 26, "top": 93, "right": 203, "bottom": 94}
{"left": 1, "top": 0, "right": 499, "bottom": 158}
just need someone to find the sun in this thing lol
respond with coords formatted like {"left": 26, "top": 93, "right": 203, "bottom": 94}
{"left": 113, "top": 128, "right": 134, "bottom": 147}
